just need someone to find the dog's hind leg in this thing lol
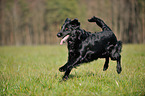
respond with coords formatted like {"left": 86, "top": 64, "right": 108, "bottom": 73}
{"left": 110, "top": 52, "right": 122, "bottom": 74}
{"left": 103, "top": 57, "right": 109, "bottom": 71}
{"left": 116, "top": 55, "right": 122, "bottom": 74}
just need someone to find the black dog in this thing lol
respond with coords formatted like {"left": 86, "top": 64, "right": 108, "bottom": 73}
{"left": 57, "top": 16, "right": 122, "bottom": 80}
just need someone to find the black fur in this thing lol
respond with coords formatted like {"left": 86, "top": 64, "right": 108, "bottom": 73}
{"left": 57, "top": 16, "right": 122, "bottom": 80}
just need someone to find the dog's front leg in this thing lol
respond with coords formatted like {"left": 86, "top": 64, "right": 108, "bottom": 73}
{"left": 62, "top": 68, "right": 72, "bottom": 80}
{"left": 67, "top": 55, "right": 85, "bottom": 69}
{"left": 59, "top": 61, "right": 73, "bottom": 80}
{"left": 59, "top": 62, "right": 70, "bottom": 72}
{"left": 69, "top": 50, "right": 94, "bottom": 68}
{"left": 59, "top": 52, "right": 75, "bottom": 72}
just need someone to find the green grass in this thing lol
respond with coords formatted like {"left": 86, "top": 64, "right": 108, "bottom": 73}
{"left": 0, "top": 45, "right": 145, "bottom": 96}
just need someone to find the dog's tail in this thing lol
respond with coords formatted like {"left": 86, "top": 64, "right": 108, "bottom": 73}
{"left": 88, "top": 16, "right": 112, "bottom": 31}
{"left": 116, "top": 41, "right": 122, "bottom": 53}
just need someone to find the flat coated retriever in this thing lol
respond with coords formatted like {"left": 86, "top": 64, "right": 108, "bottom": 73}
{"left": 57, "top": 16, "right": 122, "bottom": 80}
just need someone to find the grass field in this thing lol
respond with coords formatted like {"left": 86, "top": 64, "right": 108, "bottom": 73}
{"left": 0, "top": 44, "right": 145, "bottom": 96}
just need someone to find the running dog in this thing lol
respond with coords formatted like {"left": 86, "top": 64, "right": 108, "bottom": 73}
{"left": 57, "top": 16, "right": 122, "bottom": 80}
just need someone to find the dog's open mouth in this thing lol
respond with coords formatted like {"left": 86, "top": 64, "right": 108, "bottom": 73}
{"left": 60, "top": 35, "right": 69, "bottom": 45}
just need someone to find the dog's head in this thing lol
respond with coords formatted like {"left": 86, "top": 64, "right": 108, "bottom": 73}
{"left": 57, "top": 18, "right": 80, "bottom": 45}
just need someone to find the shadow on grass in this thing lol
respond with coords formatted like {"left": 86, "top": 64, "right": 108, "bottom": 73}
{"left": 59, "top": 72, "right": 98, "bottom": 82}
{"left": 58, "top": 74, "right": 78, "bottom": 82}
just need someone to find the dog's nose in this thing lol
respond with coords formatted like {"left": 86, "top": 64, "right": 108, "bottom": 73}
{"left": 57, "top": 33, "right": 62, "bottom": 37}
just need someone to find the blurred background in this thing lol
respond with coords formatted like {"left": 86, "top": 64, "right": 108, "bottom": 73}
{"left": 0, "top": 0, "right": 144, "bottom": 46}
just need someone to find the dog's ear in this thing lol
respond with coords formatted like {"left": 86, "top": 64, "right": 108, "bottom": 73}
{"left": 65, "top": 18, "right": 71, "bottom": 23}
{"left": 70, "top": 19, "right": 80, "bottom": 28}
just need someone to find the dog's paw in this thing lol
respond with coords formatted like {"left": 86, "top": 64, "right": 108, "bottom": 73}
{"left": 117, "top": 66, "right": 122, "bottom": 74}
{"left": 103, "top": 64, "right": 109, "bottom": 71}
{"left": 62, "top": 76, "right": 68, "bottom": 81}
{"left": 103, "top": 67, "right": 108, "bottom": 71}
{"left": 59, "top": 66, "right": 67, "bottom": 72}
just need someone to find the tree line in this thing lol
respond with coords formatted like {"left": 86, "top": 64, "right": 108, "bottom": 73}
{"left": 0, "top": 0, "right": 144, "bottom": 45}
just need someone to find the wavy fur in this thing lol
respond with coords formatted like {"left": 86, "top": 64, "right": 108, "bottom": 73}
{"left": 57, "top": 16, "right": 122, "bottom": 80}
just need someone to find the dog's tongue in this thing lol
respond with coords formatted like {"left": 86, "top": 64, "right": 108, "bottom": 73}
{"left": 60, "top": 35, "right": 69, "bottom": 45}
